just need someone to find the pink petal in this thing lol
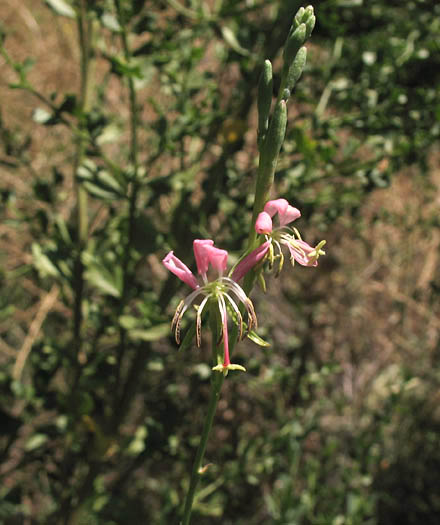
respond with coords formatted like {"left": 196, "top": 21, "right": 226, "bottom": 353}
{"left": 162, "top": 251, "right": 199, "bottom": 289}
{"left": 193, "top": 239, "right": 214, "bottom": 275}
{"left": 280, "top": 205, "right": 301, "bottom": 226}
{"left": 287, "top": 240, "right": 318, "bottom": 267}
{"left": 206, "top": 245, "right": 228, "bottom": 274}
{"left": 264, "top": 198, "right": 289, "bottom": 218}
{"left": 255, "top": 211, "right": 273, "bottom": 234}
{"left": 231, "top": 241, "right": 271, "bottom": 282}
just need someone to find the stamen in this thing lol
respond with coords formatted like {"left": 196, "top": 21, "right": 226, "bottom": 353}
{"left": 196, "top": 295, "right": 210, "bottom": 347}
{"left": 218, "top": 295, "right": 231, "bottom": 366}
{"left": 245, "top": 298, "right": 258, "bottom": 331}
{"left": 172, "top": 288, "right": 204, "bottom": 344}
{"left": 273, "top": 239, "right": 283, "bottom": 275}
{"left": 268, "top": 242, "right": 274, "bottom": 270}
{"left": 221, "top": 277, "right": 247, "bottom": 304}
{"left": 293, "top": 227, "right": 302, "bottom": 240}
{"left": 171, "top": 299, "right": 184, "bottom": 332}
{"left": 276, "top": 248, "right": 284, "bottom": 277}
{"left": 175, "top": 316, "right": 182, "bottom": 344}
{"left": 217, "top": 295, "right": 227, "bottom": 332}
{"left": 221, "top": 277, "right": 258, "bottom": 333}
{"left": 224, "top": 292, "right": 244, "bottom": 341}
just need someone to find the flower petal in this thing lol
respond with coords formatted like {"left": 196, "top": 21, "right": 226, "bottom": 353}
{"left": 280, "top": 204, "right": 301, "bottom": 226}
{"left": 207, "top": 246, "right": 228, "bottom": 275}
{"left": 163, "top": 251, "right": 199, "bottom": 289}
{"left": 231, "top": 241, "right": 271, "bottom": 282}
{"left": 255, "top": 211, "right": 273, "bottom": 234}
{"left": 193, "top": 240, "right": 214, "bottom": 276}
{"left": 264, "top": 198, "right": 289, "bottom": 218}
{"left": 287, "top": 239, "right": 318, "bottom": 267}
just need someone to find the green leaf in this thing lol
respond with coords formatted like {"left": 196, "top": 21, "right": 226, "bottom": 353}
{"left": 45, "top": 0, "right": 76, "bottom": 18}
{"left": 32, "top": 108, "right": 52, "bottom": 124}
{"left": 109, "top": 55, "right": 144, "bottom": 79}
{"left": 25, "top": 433, "right": 48, "bottom": 451}
{"left": 82, "top": 181, "right": 120, "bottom": 201}
{"left": 128, "top": 324, "right": 170, "bottom": 342}
{"left": 247, "top": 330, "right": 271, "bottom": 347}
{"left": 77, "top": 161, "right": 124, "bottom": 201}
{"left": 85, "top": 268, "right": 121, "bottom": 297}
{"left": 220, "top": 26, "right": 249, "bottom": 56}
{"left": 178, "top": 322, "right": 197, "bottom": 352}
{"left": 32, "top": 243, "right": 60, "bottom": 278}
{"left": 101, "top": 13, "right": 121, "bottom": 32}
{"left": 118, "top": 315, "right": 139, "bottom": 330}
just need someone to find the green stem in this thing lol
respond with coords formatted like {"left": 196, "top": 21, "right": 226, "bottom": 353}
{"left": 181, "top": 305, "right": 225, "bottom": 524}
{"left": 248, "top": 99, "right": 287, "bottom": 250}
{"left": 247, "top": 154, "right": 273, "bottom": 248}
{"left": 113, "top": 0, "right": 142, "bottom": 422}
{"left": 181, "top": 372, "right": 224, "bottom": 525}
{"left": 72, "top": 0, "right": 94, "bottom": 370}
{"left": 55, "top": 3, "right": 95, "bottom": 523}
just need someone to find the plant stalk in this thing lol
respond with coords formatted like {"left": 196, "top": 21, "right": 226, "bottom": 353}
{"left": 181, "top": 372, "right": 224, "bottom": 524}
{"left": 181, "top": 305, "right": 225, "bottom": 524}
{"left": 72, "top": 0, "right": 94, "bottom": 374}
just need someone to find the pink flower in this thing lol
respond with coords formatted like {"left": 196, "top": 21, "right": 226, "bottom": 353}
{"left": 264, "top": 198, "right": 301, "bottom": 226}
{"left": 163, "top": 252, "right": 199, "bottom": 290}
{"left": 287, "top": 239, "right": 321, "bottom": 267}
{"left": 231, "top": 241, "right": 271, "bottom": 282}
{"left": 255, "top": 212, "right": 273, "bottom": 234}
{"left": 162, "top": 239, "right": 259, "bottom": 375}
{"left": 254, "top": 198, "right": 326, "bottom": 271}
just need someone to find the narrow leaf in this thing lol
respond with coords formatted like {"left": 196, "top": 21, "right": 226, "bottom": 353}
{"left": 128, "top": 324, "right": 170, "bottom": 342}
{"left": 45, "top": 0, "right": 76, "bottom": 18}
{"left": 221, "top": 26, "right": 249, "bottom": 56}
{"left": 247, "top": 330, "right": 271, "bottom": 347}
{"left": 178, "top": 322, "right": 197, "bottom": 352}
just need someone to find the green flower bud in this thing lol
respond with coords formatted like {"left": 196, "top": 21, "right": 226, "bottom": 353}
{"left": 263, "top": 100, "right": 287, "bottom": 161}
{"left": 294, "top": 7, "right": 305, "bottom": 28}
{"left": 283, "top": 23, "right": 306, "bottom": 64}
{"left": 257, "top": 59, "right": 273, "bottom": 145}
{"left": 305, "top": 14, "right": 316, "bottom": 39}
{"left": 304, "top": 5, "right": 314, "bottom": 18}
{"left": 285, "top": 46, "right": 307, "bottom": 96}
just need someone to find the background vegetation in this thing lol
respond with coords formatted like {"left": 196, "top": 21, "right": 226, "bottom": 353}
{"left": 0, "top": 0, "right": 439, "bottom": 523}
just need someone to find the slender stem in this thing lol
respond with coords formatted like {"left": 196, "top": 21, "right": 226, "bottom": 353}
{"left": 72, "top": 0, "right": 94, "bottom": 369}
{"left": 114, "top": 0, "right": 139, "bottom": 172}
{"left": 181, "top": 305, "right": 225, "bottom": 524}
{"left": 247, "top": 154, "right": 272, "bottom": 248}
{"left": 55, "top": 4, "right": 95, "bottom": 523}
{"left": 181, "top": 372, "right": 224, "bottom": 525}
{"left": 113, "top": 0, "right": 142, "bottom": 419}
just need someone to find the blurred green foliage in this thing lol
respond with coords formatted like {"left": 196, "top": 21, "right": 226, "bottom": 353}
{"left": 0, "top": 0, "right": 439, "bottom": 523}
